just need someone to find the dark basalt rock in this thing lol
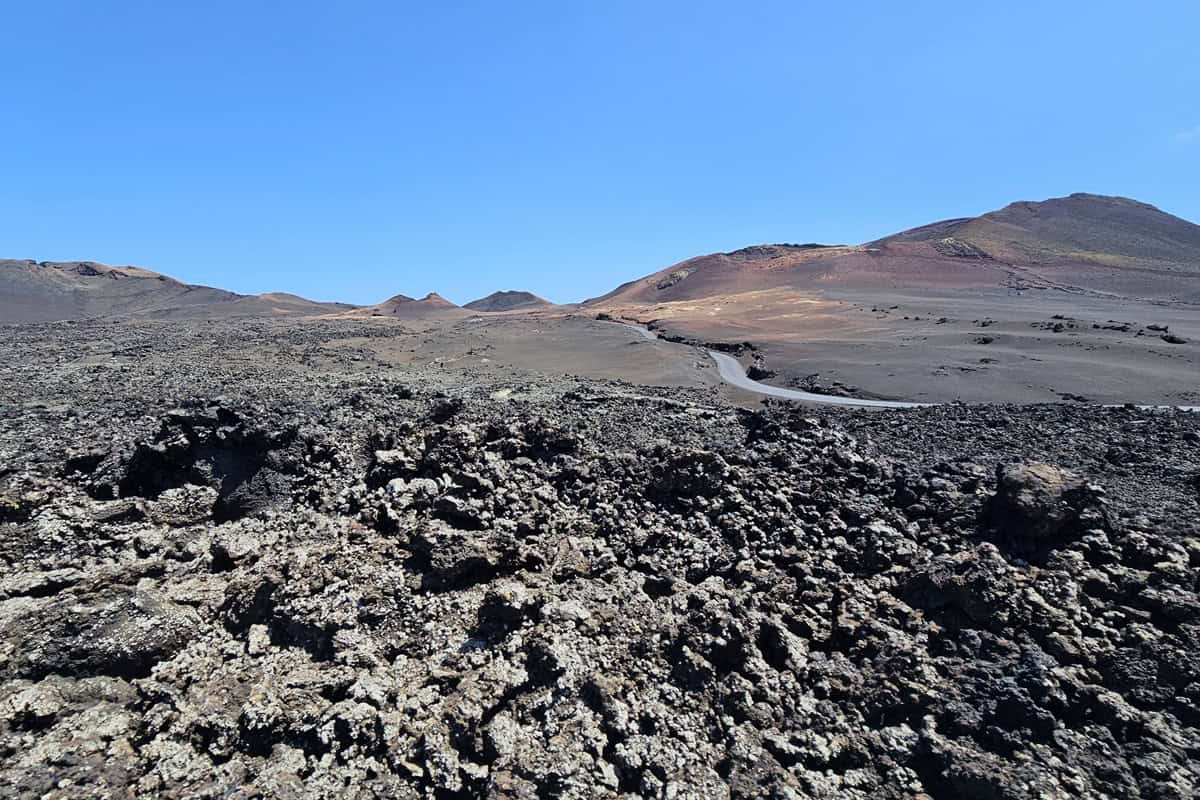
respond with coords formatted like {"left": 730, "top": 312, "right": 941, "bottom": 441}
{"left": 2, "top": 320, "right": 1199, "bottom": 799}
{"left": 83, "top": 400, "right": 307, "bottom": 521}
{"left": 2, "top": 585, "right": 200, "bottom": 680}
{"left": 986, "top": 461, "right": 1109, "bottom": 554}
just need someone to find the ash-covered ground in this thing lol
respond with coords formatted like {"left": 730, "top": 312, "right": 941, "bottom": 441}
{"left": 2, "top": 319, "right": 1199, "bottom": 799}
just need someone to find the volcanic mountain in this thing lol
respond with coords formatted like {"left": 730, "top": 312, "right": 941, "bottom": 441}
{"left": 0, "top": 259, "right": 352, "bottom": 323}
{"left": 463, "top": 290, "right": 553, "bottom": 312}
{"left": 876, "top": 193, "right": 1200, "bottom": 267}
{"left": 587, "top": 194, "right": 1200, "bottom": 307}
{"left": 351, "top": 292, "right": 465, "bottom": 318}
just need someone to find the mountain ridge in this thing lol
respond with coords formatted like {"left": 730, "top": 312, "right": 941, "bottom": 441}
{"left": 6, "top": 193, "right": 1198, "bottom": 322}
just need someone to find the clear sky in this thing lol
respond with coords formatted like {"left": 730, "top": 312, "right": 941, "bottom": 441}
{"left": 3, "top": 1, "right": 1198, "bottom": 305}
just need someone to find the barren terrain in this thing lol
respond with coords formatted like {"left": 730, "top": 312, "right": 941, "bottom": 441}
{"left": 585, "top": 194, "right": 1200, "bottom": 405}
{"left": 2, "top": 317, "right": 1198, "bottom": 798}
{"left": 599, "top": 288, "right": 1200, "bottom": 405}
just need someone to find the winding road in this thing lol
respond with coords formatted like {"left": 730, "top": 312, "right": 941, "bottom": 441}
{"left": 705, "top": 349, "right": 929, "bottom": 408}
{"left": 605, "top": 319, "right": 1197, "bottom": 411}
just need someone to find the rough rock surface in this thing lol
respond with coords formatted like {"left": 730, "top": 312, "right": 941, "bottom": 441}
{"left": 1, "top": 319, "right": 1199, "bottom": 798}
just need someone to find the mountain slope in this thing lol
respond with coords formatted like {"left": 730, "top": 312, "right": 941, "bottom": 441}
{"left": 588, "top": 195, "right": 1200, "bottom": 307}
{"left": 0, "top": 260, "right": 353, "bottom": 322}
{"left": 584, "top": 244, "right": 850, "bottom": 306}
{"left": 878, "top": 193, "right": 1200, "bottom": 271}
{"left": 463, "top": 290, "right": 553, "bottom": 312}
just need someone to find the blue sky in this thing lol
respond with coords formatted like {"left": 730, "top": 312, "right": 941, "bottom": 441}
{"left": 3, "top": 1, "right": 1198, "bottom": 305}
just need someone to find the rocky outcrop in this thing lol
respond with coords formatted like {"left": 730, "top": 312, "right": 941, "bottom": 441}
{"left": 78, "top": 399, "right": 310, "bottom": 521}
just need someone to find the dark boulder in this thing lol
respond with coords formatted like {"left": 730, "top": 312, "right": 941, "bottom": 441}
{"left": 1, "top": 586, "right": 200, "bottom": 680}
{"left": 84, "top": 400, "right": 307, "bottom": 521}
{"left": 986, "top": 462, "right": 1108, "bottom": 554}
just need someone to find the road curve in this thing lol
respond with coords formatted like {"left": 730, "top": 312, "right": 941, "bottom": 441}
{"left": 618, "top": 321, "right": 659, "bottom": 342}
{"left": 604, "top": 319, "right": 926, "bottom": 408}
{"left": 604, "top": 318, "right": 1198, "bottom": 411}
{"left": 706, "top": 350, "right": 930, "bottom": 408}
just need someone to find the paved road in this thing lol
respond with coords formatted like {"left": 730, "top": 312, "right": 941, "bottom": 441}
{"left": 706, "top": 349, "right": 930, "bottom": 408}
{"left": 604, "top": 319, "right": 927, "bottom": 408}
{"left": 615, "top": 321, "right": 658, "bottom": 342}
{"left": 605, "top": 318, "right": 1197, "bottom": 411}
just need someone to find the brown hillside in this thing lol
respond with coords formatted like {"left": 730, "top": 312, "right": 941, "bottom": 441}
{"left": 587, "top": 195, "right": 1200, "bottom": 307}
{"left": 0, "top": 260, "right": 352, "bottom": 322}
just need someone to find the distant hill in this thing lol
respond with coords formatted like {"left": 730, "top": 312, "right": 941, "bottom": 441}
{"left": 463, "top": 290, "right": 553, "bottom": 312}
{"left": 587, "top": 194, "right": 1200, "bottom": 306}
{"left": 0, "top": 260, "right": 353, "bottom": 322}
{"left": 348, "top": 292, "right": 466, "bottom": 319}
